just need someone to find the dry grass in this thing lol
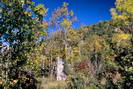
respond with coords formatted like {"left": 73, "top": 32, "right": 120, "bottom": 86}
{"left": 37, "top": 78, "right": 67, "bottom": 89}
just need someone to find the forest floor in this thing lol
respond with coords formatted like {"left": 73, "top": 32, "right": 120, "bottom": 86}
{"left": 37, "top": 78, "right": 67, "bottom": 89}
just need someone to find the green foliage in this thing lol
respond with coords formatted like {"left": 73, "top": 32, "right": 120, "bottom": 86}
{"left": 0, "top": 0, "right": 133, "bottom": 89}
{"left": 67, "top": 75, "right": 86, "bottom": 89}
{"left": 0, "top": 0, "right": 47, "bottom": 88}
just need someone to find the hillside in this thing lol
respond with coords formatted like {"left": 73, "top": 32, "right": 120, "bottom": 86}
{"left": 0, "top": 0, "right": 133, "bottom": 89}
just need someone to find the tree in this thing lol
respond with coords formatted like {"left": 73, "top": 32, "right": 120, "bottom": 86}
{"left": 111, "top": 0, "right": 133, "bottom": 34}
{"left": 43, "top": 2, "right": 78, "bottom": 79}
{"left": 0, "top": 0, "right": 47, "bottom": 88}
{"left": 111, "top": 0, "right": 133, "bottom": 21}
{"left": 50, "top": 2, "right": 77, "bottom": 60}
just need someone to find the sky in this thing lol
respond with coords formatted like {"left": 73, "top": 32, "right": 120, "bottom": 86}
{"left": 33, "top": 0, "right": 115, "bottom": 27}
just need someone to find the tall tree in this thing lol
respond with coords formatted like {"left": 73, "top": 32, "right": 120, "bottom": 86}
{"left": 111, "top": 0, "right": 133, "bottom": 28}
{"left": 0, "top": 0, "right": 47, "bottom": 88}
{"left": 50, "top": 2, "right": 77, "bottom": 61}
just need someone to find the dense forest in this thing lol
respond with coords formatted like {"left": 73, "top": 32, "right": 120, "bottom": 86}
{"left": 0, "top": 0, "right": 133, "bottom": 89}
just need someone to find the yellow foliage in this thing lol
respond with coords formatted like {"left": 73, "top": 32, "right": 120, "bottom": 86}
{"left": 34, "top": 4, "right": 48, "bottom": 16}
{"left": 105, "top": 54, "right": 117, "bottom": 60}
{"left": 20, "top": 0, "right": 24, "bottom": 4}
{"left": 70, "top": 10, "right": 74, "bottom": 16}
{"left": 63, "top": 2, "right": 69, "bottom": 7}
{"left": 73, "top": 47, "right": 80, "bottom": 54}
{"left": 116, "top": 0, "right": 133, "bottom": 14}
{"left": 13, "top": 80, "right": 18, "bottom": 84}
{"left": 111, "top": 0, "right": 133, "bottom": 24}
{"left": 112, "top": 33, "right": 132, "bottom": 48}
{"left": 86, "top": 36, "right": 108, "bottom": 53}
{"left": 67, "top": 30, "right": 81, "bottom": 42}
{"left": 118, "top": 33, "right": 131, "bottom": 40}
{"left": 113, "top": 33, "right": 131, "bottom": 41}
{"left": 24, "top": 11, "right": 32, "bottom": 16}
{"left": 94, "top": 41, "right": 102, "bottom": 50}
{"left": 61, "top": 19, "right": 72, "bottom": 27}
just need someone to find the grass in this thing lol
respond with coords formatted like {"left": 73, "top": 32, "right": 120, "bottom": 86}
{"left": 37, "top": 77, "right": 67, "bottom": 89}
